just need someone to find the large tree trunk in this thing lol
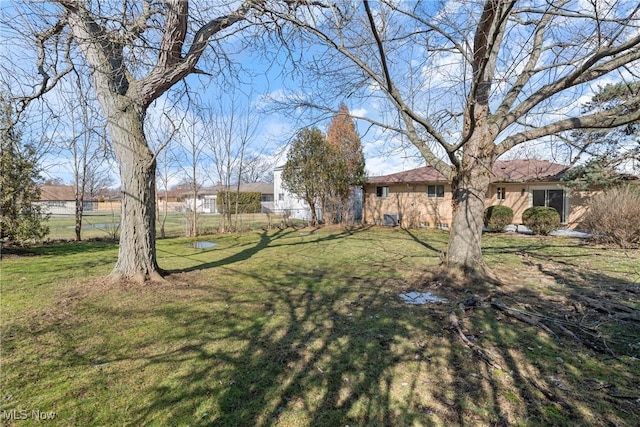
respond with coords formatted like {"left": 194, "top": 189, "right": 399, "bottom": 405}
{"left": 108, "top": 109, "right": 161, "bottom": 283}
{"left": 306, "top": 197, "right": 318, "bottom": 226}
{"left": 446, "top": 128, "right": 496, "bottom": 275}
{"left": 447, "top": 167, "right": 492, "bottom": 273}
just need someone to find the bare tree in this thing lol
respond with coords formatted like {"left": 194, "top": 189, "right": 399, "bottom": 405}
{"left": 270, "top": 0, "right": 640, "bottom": 275}
{"left": 174, "top": 107, "right": 209, "bottom": 237}
{"left": 203, "top": 93, "right": 259, "bottom": 232}
{"left": 3, "top": 1, "right": 268, "bottom": 282}
{"left": 149, "top": 109, "right": 181, "bottom": 240}
{"left": 58, "top": 68, "right": 111, "bottom": 241}
{"left": 240, "top": 154, "right": 275, "bottom": 184}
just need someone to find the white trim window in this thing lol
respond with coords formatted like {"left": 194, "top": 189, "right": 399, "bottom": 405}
{"left": 427, "top": 184, "right": 445, "bottom": 198}
{"left": 376, "top": 186, "right": 389, "bottom": 198}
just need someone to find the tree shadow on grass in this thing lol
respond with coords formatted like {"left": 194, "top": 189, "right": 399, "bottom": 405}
{"left": 401, "top": 227, "right": 445, "bottom": 254}
{"left": 121, "top": 270, "right": 424, "bottom": 426}
{"left": 163, "top": 225, "right": 375, "bottom": 273}
{"left": 131, "top": 259, "right": 637, "bottom": 425}
{"left": 2, "top": 240, "right": 118, "bottom": 258}
{"left": 3, "top": 230, "right": 638, "bottom": 426}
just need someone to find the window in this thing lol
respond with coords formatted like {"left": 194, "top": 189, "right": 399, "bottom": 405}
{"left": 496, "top": 187, "right": 506, "bottom": 200}
{"left": 376, "top": 186, "right": 389, "bottom": 198}
{"left": 427, "top": 185, "right": 445, "bottom": 198}
{"left": 278, "top": 193, "right": 284, "bottom": 201}
{"left": 532, "top": 189, "right": 566, "bottom": 223}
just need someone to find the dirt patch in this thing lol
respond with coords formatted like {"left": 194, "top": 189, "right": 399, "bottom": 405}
{"left": 390, "top": 259, "right": 640, "bottom": 424}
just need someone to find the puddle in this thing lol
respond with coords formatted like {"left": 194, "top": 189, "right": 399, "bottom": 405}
{"left": 398, "top": 291, "right": 448, "bottom": 305}
{"left": 188, "top": 241, "right": 217, "bottom": 249}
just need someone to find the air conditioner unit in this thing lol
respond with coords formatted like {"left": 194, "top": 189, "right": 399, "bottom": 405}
{"left": 383, "top": 213, "right": 399, "bottom": 226}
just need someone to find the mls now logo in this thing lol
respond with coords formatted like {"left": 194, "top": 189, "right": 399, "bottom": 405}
{"left": 1, "top": 409, "right": 56, "bottom": 420}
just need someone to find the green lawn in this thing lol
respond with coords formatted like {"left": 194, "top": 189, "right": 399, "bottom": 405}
{"left": 1, "top": 227, "right": 638, "bottom": 426}
{"left": 45, "top": 212, "right": 297, "bottom": 241}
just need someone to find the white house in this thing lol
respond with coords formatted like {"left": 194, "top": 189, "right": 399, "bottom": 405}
{"left": 38, "top": 185, "right": 97, "bottom": 215}
{"left": 181, "top": 182, "right": 274, "bottom": 214}
{"left": 272, "top": 166, "right": 363, "bottom": 223}
{"left": 272, "top": 166, "right": 317, "bottom": 221}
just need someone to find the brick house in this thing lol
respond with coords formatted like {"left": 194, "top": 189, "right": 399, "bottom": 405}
{"left": 363, "top": 159, "right": 603, "bottom": 229}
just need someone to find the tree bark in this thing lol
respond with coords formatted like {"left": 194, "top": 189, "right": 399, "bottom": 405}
{"left": 74, "top": 196, "right": 83, "bottom": 241}
{"left": 54, "top": 0, "right": 260, "bottom": 282}
{"left": 107, "top": 108, "right": 161, "bottom": 283}
{"left": 447, "top": 168, "right": 492, "bottom": 273}
{"left": 306, "top": 196, "right": 318, "bottom": 226}
{"left": 446, "top": 124, "right": 496, "bottom": 274}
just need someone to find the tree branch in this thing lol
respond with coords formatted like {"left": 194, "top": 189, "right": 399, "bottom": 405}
{"left": 16, "top": 15, "right": 74, "bottom": 116}
{"left": 493, "top": 1, "right": 566, "bottom": 122}
{"left": 140, "top": 0, "right": 261, "bottom": 108}
{"left": 495, "top": 34, "right": 640, "bottom": 133}
{"left": 457, "top": 0, "right": 514, "bottom": 152}
{"left": 497, "top": 96, "right": 640, "bottom": 155}
{"left": 360, "top": 0, "right": 453, "bottom": 173}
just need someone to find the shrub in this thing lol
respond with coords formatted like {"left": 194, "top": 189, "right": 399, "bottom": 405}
{"left": 216, "top": 191, "right": 262, "bottom": 214}
{"left": 484, "top": 205, "right": 514, "bottom": 232}
{"left": 581, "top": 184, "right": 640, "bottom": 248}
{"left": 522, "top": 206, "right": 560, "bottom": 235}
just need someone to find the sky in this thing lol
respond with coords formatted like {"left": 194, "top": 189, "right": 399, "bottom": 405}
{"left": 2, "top": 0, "right": 638, "bottom": 188}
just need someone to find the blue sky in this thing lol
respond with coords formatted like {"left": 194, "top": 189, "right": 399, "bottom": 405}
{"left": 3, "top": 0, "right": 638, "bottom": 187}
{"left": 13, "top": 27, "right": 424, "bottom": 187}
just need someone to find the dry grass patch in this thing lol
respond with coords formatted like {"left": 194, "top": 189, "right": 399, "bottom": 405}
{"left": 1, "top": 227, "right": 638, "bottom": 426}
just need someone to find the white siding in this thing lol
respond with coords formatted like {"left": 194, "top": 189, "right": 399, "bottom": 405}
{"left": 272, "top": 167, "right": 315, "bottom": 220}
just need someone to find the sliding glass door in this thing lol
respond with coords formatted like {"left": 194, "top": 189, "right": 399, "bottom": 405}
{"left": 532, "top": 189, "right": 566, "bottom": 223}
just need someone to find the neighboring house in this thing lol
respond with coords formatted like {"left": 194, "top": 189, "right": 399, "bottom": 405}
{"left": 38, "top": 185, "right": 97, "bottom": 215}
{"left": 180, "top": 182, "right": 274, "bottom": 214}
{"left": 156, "top": 188, "right": 185, "bottom": 212}
{"left": 272, "top": 166, "right": 318, "bottom": 221}
{"left": 363, "top": 159, "right": 628, "bottom": 229}
{"left": 272, "top": 166, "right": 363, "bottom": 222}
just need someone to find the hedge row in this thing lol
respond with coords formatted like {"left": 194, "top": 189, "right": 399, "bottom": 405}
{"left": 216, "top": 191, "right": 262, "bottom": 214}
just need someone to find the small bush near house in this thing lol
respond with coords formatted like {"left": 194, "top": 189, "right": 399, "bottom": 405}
{"left": 581, "top": 184, "right": 640, "bottom": 248}
{"left": 522, "top": 206, "right": 560, "bottom": 235}
{"left": 483, "top": 205, "right": 514, "bottom": 232}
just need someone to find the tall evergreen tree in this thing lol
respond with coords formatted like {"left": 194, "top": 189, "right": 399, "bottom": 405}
{"left": 567, "top": 81, "right": 640, "bottom": 181}
{"left": 325, "top": 103, "right": 366, "bottom": 223}
{"left": 282, "top": 127, "right": 330, "bottom": 226}
{"left": 0, "top": 97, "right": 49, "bottom": 244}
